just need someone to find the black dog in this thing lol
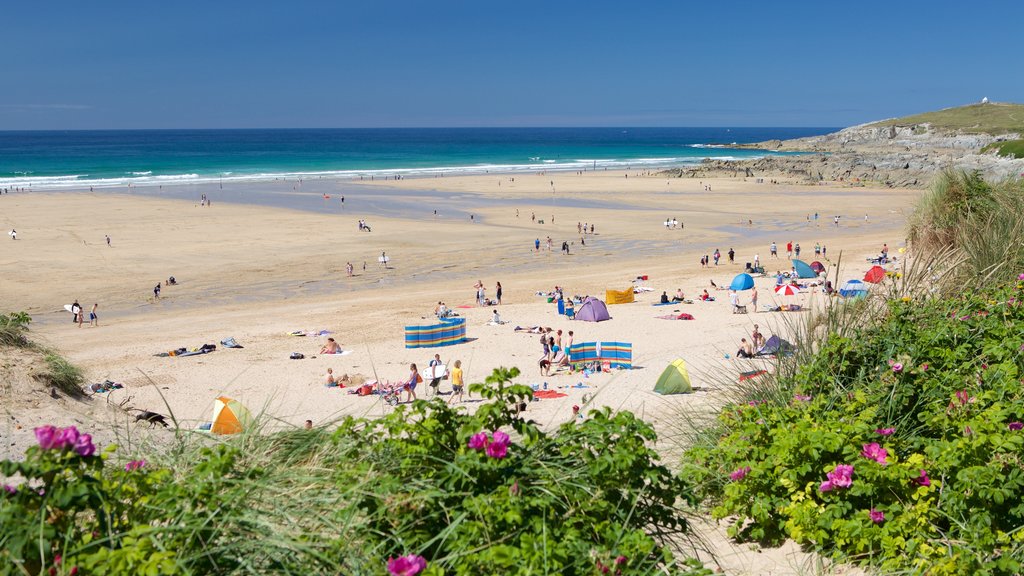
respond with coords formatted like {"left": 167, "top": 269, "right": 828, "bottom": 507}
{"left": 134, "top": 411, "right": 170, "bottom": 428}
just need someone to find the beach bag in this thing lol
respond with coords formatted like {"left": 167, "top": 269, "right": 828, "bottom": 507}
{"left": 289, "top": 352, "right": 305, "bottom": 360}
{"left": 416, "top": 373, "right": 423, "bottom": 384}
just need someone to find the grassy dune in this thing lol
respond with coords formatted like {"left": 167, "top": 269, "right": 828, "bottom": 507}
{"left": 871, "top": 102, "right": 1024, "bottom": 135}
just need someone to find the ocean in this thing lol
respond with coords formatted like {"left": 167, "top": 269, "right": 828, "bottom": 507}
{"left": 0, "top": 127, "right": 834, "bottom": 191}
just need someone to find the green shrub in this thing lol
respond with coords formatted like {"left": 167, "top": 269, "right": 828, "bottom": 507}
{"left": 982, "top": 139, "right": 1024, "bottom": 159}
{"left": 1, "top": 368, "right": 710, "bottom": 576}
{"left": 0, "top": 311, "right": 31, "bottom": 347}
{"left": 42, "top": 352, "right": 86, "bottom": 397}
{"left": 683, "top": 284, "right": 1024, "bottom": 574}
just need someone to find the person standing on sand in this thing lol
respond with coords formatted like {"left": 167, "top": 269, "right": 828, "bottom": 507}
{"left": 751, "top": 287, "right": 758, "bottom": 312}
{"left": 753, "top": 254, "right": 760, "bottom": 268}
{"left": 9, "top": 229, "right": 16, "bottom": 240}
{"left": 106, "top": 235, "right": 111, "bottom": 247}
{"left": 770, "top": 242, "right": 778, "bottom": 258}
{"left": 535, "top": 238, "right": 540, "bottom": 252}
{"left": 713, "top": 249, "right": 721, "bottom": 266}
{"left": 786, "top": 241, "right": 793, "bottom": 259}
{"left": 153, "top": 283, "right": 161, "bottom": 299}
{"left": 728, "top": 248, "right": 735, "bottom": 264}
{"left": 496, "top": 282, "right": 503, "bottom": 304}
{"left": 71, "top": 300, "right": 81, "bottom": 325}
{"left": 427, "top": 353, "right": 445, "bottom": 396}
{"left": 346, "top": 262, "right": 353, "bottom": 276}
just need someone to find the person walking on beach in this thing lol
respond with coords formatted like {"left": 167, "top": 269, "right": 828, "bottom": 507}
{"left": 71, "top": 300, "right": 81, "bottom": 325}
{"left": 9, "top": 229, "right": 16, "bottom": 240}
{"left": 106, "top": 235, "right": 111, "bottom": 247}
{"left": 728, "top": 248, "right": 735, "bottom": 264}
{"left": 427, "top": 353, "right": 445, "bottom": 396}
{"left": 713, "top": 249, "right": 721, "bottom": 266}
{"left": 795, "top": 243, "right": 801, "bottom": 257}
{"left": 786, "top": 241, "right": 793, "bottom": 259}
{"left": 403, "top": 363, "right": 421, "bottom": 403}
{"left": 814, "top": 242, "right": 821, "bottom": 256}
{"left": 496, "top": 282, "right": 502, "bottom": 304}
{"left": 448, "top": 359, "right": 465, "bottom": 404}
{"left": 89, "top": 303, "right": 99, "bottom": 327}
{"left": 346, "top": 262, "right": 353, "bottom": 276}
{"left": 770, "top": 242, "right": 778, "bottom": 258}
{"left": 153, "top": 283, "right": 161, "bottom": 299}
{"left": 751, "top": 287, "right": 758, "bottom": 312}
{"left": 535, "top": 238, "right": 540, "bottom": 252}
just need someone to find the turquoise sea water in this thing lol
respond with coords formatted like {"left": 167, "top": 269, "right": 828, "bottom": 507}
{"left": 0, "top": 127, "right": 834, "bottom": 190}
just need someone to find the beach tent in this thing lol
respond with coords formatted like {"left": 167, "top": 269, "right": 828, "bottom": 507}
{"left": 211, "top": 396, "right": 252, "bottom": 435}
{"left": 653, "top": 359, "right": 692, "bottom": 394}
{"left": 810, "top": 261, "right": 826, "bottom": 274}
{"left": 757, "top": 335, "right": 794, "bottom": 356}
{"left": 729, "top": 273, "right": 755, "bottom": 291}
{"left": 792, "top": 259, "right": 817, "bottom": 279}
{"left": 405, "top": 317, "right": 468, "bottom": 348}
{"left": 863, "top": 265, "right": 886, "bottom": 283}
{"left": 575, "top": 297, "right": 611, "bottom": 322}
{"left": 605, "top": 288, "right": 635, "bottom": 305}
{"left": 839, "top": 279, "right": 869, "bottom": 298}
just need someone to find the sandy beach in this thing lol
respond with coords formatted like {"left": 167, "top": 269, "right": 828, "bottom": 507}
{"left": 1, "top": 171, "right": 918, "bottom": 458}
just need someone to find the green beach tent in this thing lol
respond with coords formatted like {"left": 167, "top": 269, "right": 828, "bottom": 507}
{"left": 653, "top": 359, "right": 692, "bottom": 394}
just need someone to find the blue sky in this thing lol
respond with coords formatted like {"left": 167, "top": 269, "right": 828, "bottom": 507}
{"left": 3, "top": 0, "right": 1020, "bottom": 129}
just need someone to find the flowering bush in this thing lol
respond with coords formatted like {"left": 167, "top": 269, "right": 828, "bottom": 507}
{"left": 684, "top": 282, "right": 1024, "bottom": 574}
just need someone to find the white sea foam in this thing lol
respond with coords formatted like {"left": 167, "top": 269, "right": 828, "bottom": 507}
{"left": 0, "top": 152, "right": 775, "bottom": 191}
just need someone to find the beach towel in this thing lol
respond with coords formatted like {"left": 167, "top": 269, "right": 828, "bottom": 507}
{"left": 651, "top": 301, "right": 675, "bottom": 307}
{"left": 456, "top": 305, "right": 474, "bottom": 309}
{"left": 534, "top": 390, "right": 568, "bottom": 399}
{"left": 739, "top": 369, "right": 769, "bottom": 382}
{"left": 657, "top": 313, "right": 695, "bottom": 320}
{"left": 155, "top": 344, "right": 216, "bottom": 357}
{"left": 320, "top": 349, "right": 353, "bottom": 356}
{"left": 289, "top": 330, "right": 332, "bottom": 337}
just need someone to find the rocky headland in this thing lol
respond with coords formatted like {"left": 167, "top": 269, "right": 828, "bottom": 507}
{"left": 663, "top": 102, "right": 1024, "bottom": 187}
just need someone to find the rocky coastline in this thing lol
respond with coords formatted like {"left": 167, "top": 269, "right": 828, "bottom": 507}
{"left": 663, "top": 120, "right": 1024, "bottom": 188}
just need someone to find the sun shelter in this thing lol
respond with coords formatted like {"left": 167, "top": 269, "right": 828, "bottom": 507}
{"left": 568, "top": 341, "right": 632, "bottom": 369}
{"left": 792, "top": 259, "right": 817, "bottom": 279}
{"left": 757, "top": 335, "right": 794, "bottom": 356}
{"left": 863, "top": 265, "right": 886, "bottom": 283}
{"left": 405, "top": 317, "right": 468, "bottom": 348}
{"left": 211, "top": 396, "right": 252, "bottom": 435}
{"left": 839, "top": 279, "right": 869, "bottom": 298}
{"left": 653, "top": 359, "right": 692, "bottom": 394}
{"left": 575, "top": 297, "right": 611, "bottom": 322}
{"left": 605, "top": 288, "right": 635, "bottom": 305}
{"left": 729, "top": 273, "right": 755, "bottom": 291}
{"left": 810, "top": 261, "right": 826, "bottom": 274}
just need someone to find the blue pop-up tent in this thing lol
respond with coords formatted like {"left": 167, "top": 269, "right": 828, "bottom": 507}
{"left": 729, "top": 273, "right": 755, "bottom": 291}
{"left": 792, "top": 259, "right": 817, "bottom": 279}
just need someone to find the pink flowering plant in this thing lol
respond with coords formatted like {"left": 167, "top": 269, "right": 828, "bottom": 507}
{"left": 683, "top": 282, "right": 1024, "bottom": 574}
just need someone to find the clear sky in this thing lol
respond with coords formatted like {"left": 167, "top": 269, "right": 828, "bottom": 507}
{"left": 3, "top": 0, "right": 1021, "bottom": 129}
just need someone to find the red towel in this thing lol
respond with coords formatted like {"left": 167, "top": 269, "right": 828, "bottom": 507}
{"left": 534, "top": 390, "right": 568, "bottom": 399}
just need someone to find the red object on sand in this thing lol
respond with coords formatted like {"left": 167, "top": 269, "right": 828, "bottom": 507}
{"left": 863, "top": 266, "right": 886, "bottom": 283}
{"left": 534, "top": 390, "right": 568, "bottom": 399}
{"left": 456, "top": 305, "right": 474, "bottom": 309}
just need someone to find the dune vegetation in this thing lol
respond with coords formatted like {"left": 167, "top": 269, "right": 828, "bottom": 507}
{"left": 871, "top": 102, "right": 1024, "bottom": 135}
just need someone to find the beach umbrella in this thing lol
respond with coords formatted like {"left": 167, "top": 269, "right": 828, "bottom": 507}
{"left": 729, "top": 273, "right": 755, "bottom": 291}
{"left": 791, "top": 259, "right": 817, "bottom": 279}
{"left": 774, "top": 284, "right": 800, "bottom": 296}
{"left": 210, "top": 396, "right": 252, "bottom": 435}
{"left": 863, "top": 265, "right": 886, "bottom": 284}
{"left": 810, "top": 261, "right": 826, "bottom": 274}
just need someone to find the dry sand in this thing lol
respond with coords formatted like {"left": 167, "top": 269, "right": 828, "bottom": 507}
{"left": 1, "top": 170, "right": 913, "bottom": 573}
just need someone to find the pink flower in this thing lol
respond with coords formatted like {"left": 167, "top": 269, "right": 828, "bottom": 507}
{"left": 387, "top": 554, "right": 427, "bottom": 576}
{"left": 485, "top": 441, "right": 508, "bottom": 459}
{"left": 509, "top": 480, "right": 520, "bottom": 497}
{"left": 2, "top": 485, "right": 15, "bottom": 494}
{"left": 1009, "top": 422, "right": 1023, "bottom": 431}
{"left": 891, "top": 363, "right": 903, "bottom": 373}
{"left": 615, "top": 555, "right": 628, "bottom": 565}
{"left": 467, "top": 432, "right": 488, "bottom": 451}
{"left": 920, "top": 363, "right": 929, "bottom": 371}
{"left": 125, "top": 459, "right": 146, "bottom": 471}
{"left": 914, "top": 469, "right": 931, "bottom": 487}
{"left": 73, "top": 434, "right": 95, "bottom": 457}
{"left": 956, "top": 390, "right": 970, "bottom": 406}
{"left": 875, "top": 427, "right": 895, "bottom": 436}
{"left": 34, "top": 426, "right": 61, "bottom": 450}
{"left": 869, "top": 508, "right": 885, "bottom": 524}
{"left": 794, "top": 394, "right": 812, "bottom": 402}
{"left": 861, "top": 443, "right": 888, "bottom": 465}
{"left": 820, "top": 464, "right": 854, "bottom": 492}
{"left": 730, "top": 466, "right": 751, "bottom": 481}
{"left": 56, "top": 426, "right": 80, "bottom": 449}
{"left": 1017, "top": 273, "right": 1024, "bottom": 280}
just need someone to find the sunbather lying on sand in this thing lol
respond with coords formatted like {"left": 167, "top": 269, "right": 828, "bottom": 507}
{"left": 515, "top": 325, "right": 548, "bottom": 334}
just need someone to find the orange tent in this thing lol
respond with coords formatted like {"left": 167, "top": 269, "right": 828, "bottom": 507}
{"left": 210, "top": 396, "right": 252, "bottom": 435}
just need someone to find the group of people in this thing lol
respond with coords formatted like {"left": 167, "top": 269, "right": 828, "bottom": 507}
{"left": 69, "top": 300, "right": 99, "bottom": 327}
{"left": 153, "top": 276, "right": 177, "bottom": 299}
{"left": 769, "top": 241, "right": 826, "bottom": 260}
{"left": 357, "top": 219, "right": 371, "bottom": 232}
{"left": 399, "top": 354, "right": 466, "bottom": 404}
{"left": 736, "top": 324, "right": 767, "bottom": 358}
{"left": 662, "top": 218, "right": 682, "bottom": 229}
{"left": 538, "top": 328, "right": 574, "bottom": 376}
{"left": 474, "top": 280, "right": 502, "bottom": 306}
